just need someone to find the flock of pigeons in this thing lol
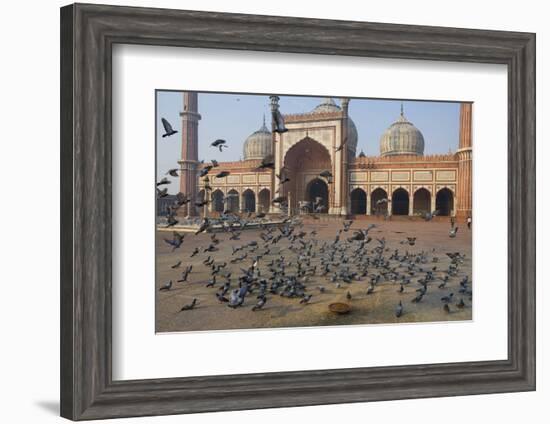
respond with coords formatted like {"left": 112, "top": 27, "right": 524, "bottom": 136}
{"left": 157, "top": 116, "right": 471, "bottom": 324}
{"left": 158, "top": 213, "right": 472, "bottom": 321}
{"left": 160, "top": 214, "right": 472, "bottom": 318}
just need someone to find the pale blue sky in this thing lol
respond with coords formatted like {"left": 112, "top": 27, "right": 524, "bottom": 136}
{"left": 156, "top": 91, "right": 462, "bottom": 193}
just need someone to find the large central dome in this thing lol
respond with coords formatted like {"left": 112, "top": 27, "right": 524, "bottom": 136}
{"left": 311, "top": 98, "right": 358, "bottom": 157}
{"left": 379, "top": 106, "right": 425, "bottom": 157}
{"left": 243, "top": 117, "right": 273, "bottom": 160}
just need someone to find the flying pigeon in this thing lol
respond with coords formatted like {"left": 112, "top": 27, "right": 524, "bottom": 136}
{"left": 334, "top": 137, "right": 348, "bottom": 153}
{"left": 163, "top": 232, "right": 185, "bottom": 251}
{"left": 161, "top": 118, "right": 178, "bottom": 138}
{"left": 258, "top": 157, "right": 275, "bottom": 169}
{"left": 272, "top": 109, "right": 288, "bottom": 134}
{"left": 165, "top": 168, "right": 179, "bottom": 177}
{"left": 215, "top": 171, "right": 230, "bottom": 179}
{"left": 156, "top": 177, "right": 171, "bottom": 186}
{"left": 276, "top": 173, "right": 290, "bottom": 184}
{"left": 211, "top": 139, "right": 228, "bottom": 152}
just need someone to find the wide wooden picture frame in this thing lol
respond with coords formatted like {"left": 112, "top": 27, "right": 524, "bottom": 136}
{"left": 60, "top": 3, "right": 536, "bottom": 421}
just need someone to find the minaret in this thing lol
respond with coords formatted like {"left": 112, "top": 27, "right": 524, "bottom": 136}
{"left": 456, "top": 102, "right": 472, "bottom": 220}
{"left": 178, "top": 92, "right": 201, "bottom": 217}
{"left": 270, "top": 95, "right": 280, "bottom": 214}
{"left": 340, "top": 97, "right": 350, "bottom": 216}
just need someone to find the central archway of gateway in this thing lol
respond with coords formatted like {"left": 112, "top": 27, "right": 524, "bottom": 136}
{"left": 306, "top": 178, "right": 329, "bottom": 212}
{"left": 283, "top": 137, "right": 332, "bottom": 213}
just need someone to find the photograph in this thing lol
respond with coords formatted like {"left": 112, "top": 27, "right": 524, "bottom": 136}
{"left": 155, "top": 91, "right": 473, "bottom": 333}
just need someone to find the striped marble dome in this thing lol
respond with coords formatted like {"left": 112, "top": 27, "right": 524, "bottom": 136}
{"left": 311, "top": 98, "right": 358, "bottom": 157}
{"left": 379, "top": 107, "right": 425, "bottom": 157}
{"left": 243, "top": 118, "right": 273, "bottom": 160}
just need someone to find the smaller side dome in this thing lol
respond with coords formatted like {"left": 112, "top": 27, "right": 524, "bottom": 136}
{"left": 379, "top": 105, "right": 425, "bottom": 157}
{"left": 243, "top": 116, "right": 273, "bottom": 160}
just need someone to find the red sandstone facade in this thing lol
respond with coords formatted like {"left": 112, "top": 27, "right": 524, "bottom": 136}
{"left": 180, "top": 94, "right": 472, "bottom": 221}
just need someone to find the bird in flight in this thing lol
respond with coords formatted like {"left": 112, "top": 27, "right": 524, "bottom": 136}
{"left": 258, "top": 157, "right": 275, "bottom": 170}
{"left": 334, "top": 137, "right": 348, "bottom": 153}
{"left": 272, "top": 108, "right": 288, "bottom": 134}
{"left": 276, "top": 172, "right": 290, "bottom": 184}
{"left": 156, "top": 187, "right": 168, "bottom": 198}
{"left": 161, "top": 118, "right": 178, "bottom": 138}
{"left": 163, "top": 232, "right": 185, "bottom": 251}
{"left": 156, "top": 177, "right": 171, "bottom": 186}
{"left": 215, "top": 171, "right": 230, "bottom": 179}
{"left": 211, "top": 139, "right": 228, "bottom": 152}
{"left": 165, "top": 168, "right": 179, "bottom": 177}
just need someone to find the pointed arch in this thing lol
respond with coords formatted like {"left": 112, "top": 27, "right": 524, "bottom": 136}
{"left": 242, "top": 189, "right": 256, "bottom": 213}
{"left": 413, "top": 188, "right": 431, "bottom": 215}
{"left": 258, "top": 188, "right": 271, "bottom": 213}
{"left": 227, "top": 189, "right": 240, "bottom": 213}
{"left": 436, "top": 188, "right": 454, "bottom": 216}
{"left": 283, "top": 137, "right": 331, "bottom": 169}
{"left": 211, "top": 189, "right": 224, "bottom": 213}
{"left": 391, "top": 188, "right": 409, "bottom": 215}
{"left": 283, "top": 137, "right": 332, "bottom": 212}
{"left": 350, "top": 188, "right": 367, "bottom": 215}
{"left": 371, "top": 188, "right": 388, "bottom": 215}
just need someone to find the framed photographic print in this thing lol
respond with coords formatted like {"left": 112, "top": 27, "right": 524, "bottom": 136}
{"left": 60, "top": 3, "right": 536, "bottom": 420}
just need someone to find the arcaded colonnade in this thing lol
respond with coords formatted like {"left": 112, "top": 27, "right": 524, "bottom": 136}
{"left": 197, "top": 187, "right": 271, "bottom": 213}
{"left": 198, "top": 186, "right": 272, "bottom": 214}
{"left": 348, "top": 185, "right": 455, "bottom": 217}
{"left": 197, "top": 154, "right": 461, "bottom": 217}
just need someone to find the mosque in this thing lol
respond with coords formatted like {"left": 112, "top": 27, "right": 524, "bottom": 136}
{"left": 176, "top": 92, "right": 472, "bottom": 220}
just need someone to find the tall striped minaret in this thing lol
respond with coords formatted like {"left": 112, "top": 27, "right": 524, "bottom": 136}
{"left": 456, "top": 103, "right": 472, "bottom": 220}
{"left": 178, "top": 92, "right": 201, "bottom": 216}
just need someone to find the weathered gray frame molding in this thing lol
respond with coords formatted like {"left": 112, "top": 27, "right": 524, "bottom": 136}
{"left": 60, "top": 3, "right": 536, "bottom": 420}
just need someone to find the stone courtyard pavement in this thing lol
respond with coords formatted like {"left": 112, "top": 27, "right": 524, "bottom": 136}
{"left": 155, "top": 217, "right": 472, "bottom": 333}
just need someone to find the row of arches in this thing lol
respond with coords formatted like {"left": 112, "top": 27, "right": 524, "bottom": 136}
{"left": 350, "top": 187, "right": 454, "bottom": 216}
{"left": 201, "top": 188, "right": 272, "bottom": 214}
